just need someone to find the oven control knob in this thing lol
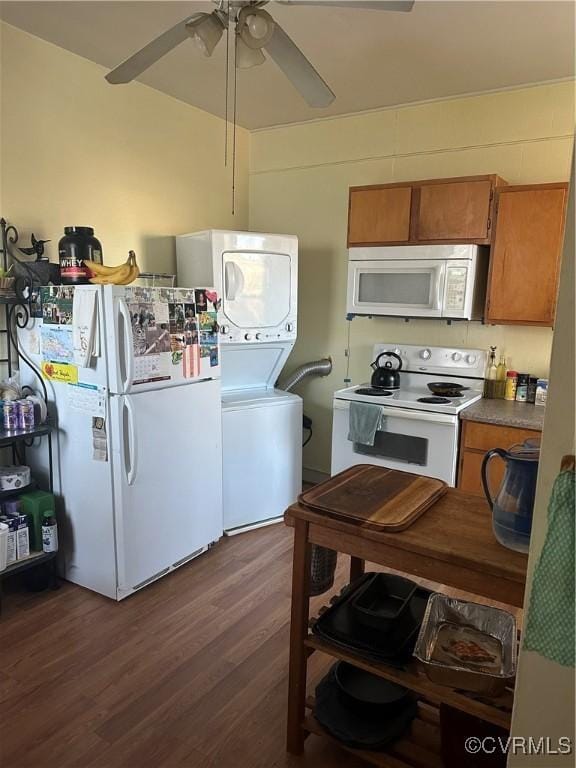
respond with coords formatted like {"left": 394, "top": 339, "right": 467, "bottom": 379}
{"left": 255, "top": 333, "right": 262, "bottom": 340}
{"left": 466, "top": 354, "right": 477, "bottom": 365}
{"left": 420, "top": 349, "right": 432, "bottom": 360}
{"left": 244, "top": 333, "right": 252, "bottom": 341}
{"left": 220, "top": 325, "right": 229, "bottom": 334}
{"left": 286, "top": 322, "right": 294, "bottom": 332}
{"left": 452, "top": 352, "right": 462, "bottom": 362}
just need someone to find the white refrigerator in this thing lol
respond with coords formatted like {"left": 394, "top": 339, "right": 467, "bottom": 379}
{"left": 17, "top": 284, "right": 223, "bottom": 600}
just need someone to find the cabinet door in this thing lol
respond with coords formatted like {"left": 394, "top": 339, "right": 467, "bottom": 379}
{"left": 458, "top": 420, "right": 542, "bottom": 496}
{"left": 459, "top": 449, "right": 505, "bottom": 498}
{"left": 348, "top": 187, "right": 412, "bottom": 245}
{"left": 417, "top": 180, "right": 493, "bottom": 241}
{"left": 486, "top": 184, "right": 568, "bottom": 326}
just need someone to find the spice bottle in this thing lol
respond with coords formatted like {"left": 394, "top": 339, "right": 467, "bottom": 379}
{"left": 505, "top": 371, "right": 518, "bottom": 401}
{"left": 515, "top": 374, "right": 529, "bottom": 403}
{"left": 41, "top": 510, "right": 58, "bottom": 553}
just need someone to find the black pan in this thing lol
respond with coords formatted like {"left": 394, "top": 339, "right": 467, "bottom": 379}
{"left": 427, "top": 382, "right": 470, "bottom": 396}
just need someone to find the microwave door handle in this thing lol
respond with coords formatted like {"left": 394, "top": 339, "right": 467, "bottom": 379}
{"left": 434, "top": 263, "right": 447, "bottom": 311}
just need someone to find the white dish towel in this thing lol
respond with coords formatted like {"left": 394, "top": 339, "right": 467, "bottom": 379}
{"left": 72, "top": 289, "right": 100, "bottom": 368}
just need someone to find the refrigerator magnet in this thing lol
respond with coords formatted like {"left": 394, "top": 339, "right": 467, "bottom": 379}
{"left": 199, "top": 312, "right": 218, "bottom": 332}
{"left": 41, "top": 286, "right": 74, "bottom": 325}
{"left": 195, "top": 290, "right": 208, "bottom": 313}
{"left": 41, "top": 361, "right": 79, "bottom": 384}
{"left": 168, "top": 303, "right": 185, "bottom": 333}
{"left": 204, "top": 290, "right": 220, "bottom": 312}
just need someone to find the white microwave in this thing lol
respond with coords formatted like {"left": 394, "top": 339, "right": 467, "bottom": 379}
{"left": 347, "top": 244, "right": 489, "bottom": 320}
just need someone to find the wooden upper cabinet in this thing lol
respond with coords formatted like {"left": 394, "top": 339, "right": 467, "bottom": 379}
{"left": 416, "top": 179, "right": 494, "bottom": 241}
{"left": 347, "top": 175, "right": 505, "bottom": 247}
{"left": 348, "top": 186, "right": 412, "bottom": 245}
{"left": 486, "top": 183, "right": 568, "bottom": 326}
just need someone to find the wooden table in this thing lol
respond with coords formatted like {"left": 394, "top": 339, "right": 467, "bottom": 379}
{"left": 285, "top": 488, "right": 528, "bottom": 766}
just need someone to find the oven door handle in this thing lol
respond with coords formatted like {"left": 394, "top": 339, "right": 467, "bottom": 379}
{"left": 334, "top": 399, "right": 457, "bottom": 425}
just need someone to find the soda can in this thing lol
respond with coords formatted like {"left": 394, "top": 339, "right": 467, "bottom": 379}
{"left": 17, "top": 399, "right": 35, "bottom": 431}
{"left": 3, "top": 401, "right": 18, "bottom": 432}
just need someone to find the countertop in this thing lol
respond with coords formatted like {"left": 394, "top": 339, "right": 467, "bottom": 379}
{"left": 461, "top": 398, "right": 545, "bottom": 431}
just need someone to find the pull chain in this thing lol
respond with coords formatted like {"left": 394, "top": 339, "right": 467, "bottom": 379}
{"left": 232, "top": 28, "right": 238, "bottom": 216}
{"left": 224, "top": 1, "right": 229, "bottom": 167}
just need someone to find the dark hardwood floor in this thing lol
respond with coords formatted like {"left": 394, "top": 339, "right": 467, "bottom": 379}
{"left": 0, "top": 523, "right": 521, "bottom": 768}
{"left": 0, "top": 524, "right": 366, "bottom": 768}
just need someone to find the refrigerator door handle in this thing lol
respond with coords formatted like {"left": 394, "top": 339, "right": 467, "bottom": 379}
{"left": 118, "top": 299, "right": 134, "bottom": 393}
{"left": 124, "top": 395, "right": 138, "bottom": 486}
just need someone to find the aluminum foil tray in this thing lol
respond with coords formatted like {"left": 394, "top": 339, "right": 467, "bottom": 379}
{"left": 413, "top": 594, "right": 517, "bottom": 697}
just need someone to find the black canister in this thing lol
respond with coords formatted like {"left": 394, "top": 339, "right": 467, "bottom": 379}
{"left": 527, "top": 377, "right": 538, "bottom": 404}
{"left": 515, "top": 373, "right": 529, "bottom": 402}
{"left": 59, "top": 227, "right": 103, "bottom": 285}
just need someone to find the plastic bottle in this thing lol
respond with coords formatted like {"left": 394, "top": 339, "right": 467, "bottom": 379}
{"left": 495, "top": 353, "right": 507, "bottom": 399}
{"left": 483, "top": 347, "right": 498, "bottom": 399}
{"left": 41, "top": 510, "right": 58, "bottom": 553}
{"left": 59, "top": 226, "right": 103, "bottom": 285}
{"left": 505, "top": 371, "right": 518, "bottom": 401}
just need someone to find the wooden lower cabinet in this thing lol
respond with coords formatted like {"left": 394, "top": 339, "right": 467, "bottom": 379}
{"left": 458, "top": 420, "right": 541, "bottom": 497}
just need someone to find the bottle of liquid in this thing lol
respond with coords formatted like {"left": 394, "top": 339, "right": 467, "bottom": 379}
{"left": 41, "top": 510, "right": 58, "bottom": 553}
{"left": 483, "top": 346, "right": 498, "bottom": 398}
{"left": 496, "top": 353, "right": 507, "bottom": 399}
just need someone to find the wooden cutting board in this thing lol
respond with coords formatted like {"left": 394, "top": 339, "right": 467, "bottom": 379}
{"left": 299, "top": 465, "right": 448, "bottom": 532}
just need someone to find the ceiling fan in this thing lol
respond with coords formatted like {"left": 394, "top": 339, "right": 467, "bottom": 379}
{"left": 105, "top": 1, "right": 415, "bottom": 108}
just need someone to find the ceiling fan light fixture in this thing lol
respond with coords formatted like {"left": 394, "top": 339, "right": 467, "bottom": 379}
{"left": 235, "top": 37, "right": 266, "bottom": 69}
{"left": 238, "top": 7, "right": 275, "bottom": 50}
{"left": 186, "top": 12, "right": 225, "bottom": 57}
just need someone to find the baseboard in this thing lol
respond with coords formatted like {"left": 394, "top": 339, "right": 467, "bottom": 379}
{"left": 302, "top": 467, "right": 330, "bottom": 486}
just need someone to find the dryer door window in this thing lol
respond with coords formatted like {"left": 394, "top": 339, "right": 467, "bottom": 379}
{"left": 222, "top": 251, "right": 292, "bottom": 329}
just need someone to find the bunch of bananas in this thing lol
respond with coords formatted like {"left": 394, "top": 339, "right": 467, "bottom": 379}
{"left": 85, "top": 251, "right": 140, "bottom": 285}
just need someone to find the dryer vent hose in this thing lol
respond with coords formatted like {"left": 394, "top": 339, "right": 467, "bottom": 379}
{"left": 280, "top": 358, "right": 333, "bottom": 392}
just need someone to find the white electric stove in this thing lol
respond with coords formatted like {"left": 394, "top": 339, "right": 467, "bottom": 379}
{"left": 331, "top": 343, "right": 487, "bottom": 485}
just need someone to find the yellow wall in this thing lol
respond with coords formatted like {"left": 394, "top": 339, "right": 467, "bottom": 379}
{"left": 0, "top": 23, "right": 249, "bottom": 274}
{"left": 250, "top": 83, "right": 575, "bottom": 474}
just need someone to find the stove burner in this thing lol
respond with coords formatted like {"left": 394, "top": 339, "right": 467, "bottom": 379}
{"left": 356, "top": 388, "right": 394, "bottom": 397}
{"left": 418, "top": 396, "right": 452, "bottom": 404}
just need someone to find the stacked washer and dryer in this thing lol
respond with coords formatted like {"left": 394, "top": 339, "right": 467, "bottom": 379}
{"left": 176, "top": 230, "right": 302, "bottom": 534}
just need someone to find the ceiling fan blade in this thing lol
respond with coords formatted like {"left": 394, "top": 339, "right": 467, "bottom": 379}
{"left": 264, "top": 24, "right": 335, "bottom": 108}
{"left": 275, "top": 1, "right": 414, "bottom": 10}
{"left": 105, "top": 15, "right": 202, "bottom": 84}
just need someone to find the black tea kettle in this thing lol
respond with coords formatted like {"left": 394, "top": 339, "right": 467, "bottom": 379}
{"left": 370, "top": 351, "right": 403, "bottom": 390}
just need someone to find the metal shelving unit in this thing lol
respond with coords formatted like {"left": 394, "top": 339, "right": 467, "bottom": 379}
{"left": 0, "top": 218, "right": 56, "bottom": 601}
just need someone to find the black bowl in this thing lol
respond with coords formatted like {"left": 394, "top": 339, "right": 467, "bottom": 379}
{"left": 334, "top": 662, "right": 410, "bottom": 711}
